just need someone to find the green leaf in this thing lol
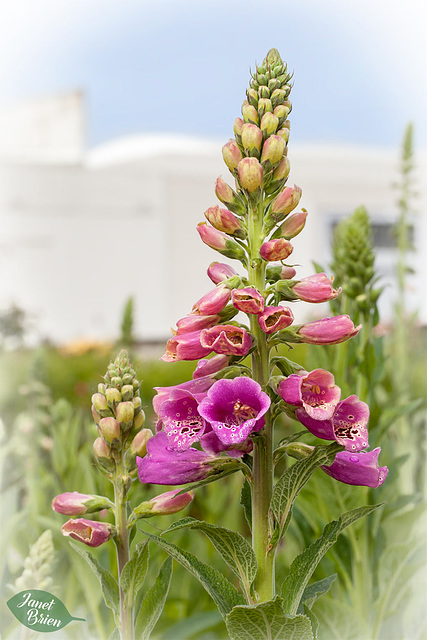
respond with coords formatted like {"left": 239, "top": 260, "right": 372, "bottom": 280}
{"left": 135, "top": 557, "right": 172, "bottom": 640}
{"left": 163, "top": 517, "right": 257, "bottom": 596}
{"left": 141, "top": 530, "right": 245, "bottom": 618}
{"left": 69, "top": 541, "right": 119, "bottom": 614}
{"left": 281, "top": 503, "right": 383, "bottom": 615}
{"left": 240, "top": 479, "right": 252, "bottom": 532}
{"left": 157, "top": 610, "right": 222, "bottom": 640}
{"left": 273, "top": 430, "right": 308, "bottom": 464}
{"left": 120, "top": 539, "right": 149, "bottom": 608}
{"left": 296, "top": 574, "right": 337, "bottom": 613}
{"left": 271, "top": 443, "right": 343, "bottom": 543}
{"left": 226, "top": 596, "right": 314, "bottom": 640}
{"left": 302, "top": 605, "right": 319, "bottom": 640}
{"left": 7, "top": 589, "right": 86, "bottom": 633}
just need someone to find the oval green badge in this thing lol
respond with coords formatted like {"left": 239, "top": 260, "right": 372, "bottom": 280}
{"left": 7, "top": 590, "right": 85, "bottom": 633}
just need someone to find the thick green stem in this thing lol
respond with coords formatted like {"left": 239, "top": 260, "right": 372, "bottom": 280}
{"left": 114, "top": 465, "right": 134, "bottom": 640}
{"left": 248, "top": 199, "right": 275, "bottom": 601}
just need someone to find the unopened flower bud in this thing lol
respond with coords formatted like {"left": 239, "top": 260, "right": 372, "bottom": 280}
{"left": 286, "top": 442, "right": 315, "bottom": 460}
{"left": 233, "top": 117, "right": 244, "bottom": 145}
{"left": 257, "top": 98, "right": 273, "bottom": 119}
{"left": 222, "top": 139, "right": 243, "bottom": 174}
{"left": 215, "top": 177, "right": 245, "bottom": 215}
{"left": 204, "top": 205, "right": 246, "bottom": 239}
{"left": 197, "top": 223, "right": 246, "bottom": 262}
{"left": 242, "top": 103, "right": 259, "bottom": 125}
{"left": 91, "top": 393, "right": 109, "bottom": 415}
{"left": 192, "top": 283, "right": 232, "bottom": 315}
{"left": 272, "top": 156, "right": 290, "bottom": 181}
{"left": 110, "top": 376, "right": 123, "bottom": 389}
{"left": 273, "top": 104, "right": 290, "bottom": 127}
{"left": 98, "top": 383, "right": 106, "bottom": 394}
{"left": 270, "top": 88, "right": 287, "bottom": 108}
{"left": 207, "top": 262, "right": 238, "bottom": 284}
{"left": 258, "top": 85, "right": 270, "bottom": 99}
{"left": 260, "top": 112, "right": 279, "bottom": 137}
{"left": 120, "top": 385, "right": 134, "bottom": 401}
{"left": 260, "top": 238, "right": 293, "bottom": 262}
{"left": 105, "top": 387, "right": 121, "bottom": 406}
{"left": 241, "top": 123, "right": 263, "bottom": 157}
{"left": 116, "top": 402, "right": 134, "bottom": 430}
{"left": 276, "top": 128, "right": 290, "bottom": 144}
{"left": 237, "top": 157, "right": 263, "bottom": 193}
{"left": 98, "top": 417, "right": 121, "bottom": 443}
{"left": 125, "top": 428, "right": 153, "bottom": 470}
{"left": 246, "top": 87, "right": 259, "bottom": 107}
{"left": 277, "top": 211, "right": 308, "bottom": 239}
{"left": 261, "top": 135, "right": 285, "bottom": 166}
{"left": 93, "top": 437, "right": 115, "bottom": 472}
{"left": 91, "top": 405, "right": 101, "bottom": 425}
{"left": 52, "top": 492, "right": 112, "bottom": 516}
{"left": 130, "top": 489, "right": 194, "bottom": 522}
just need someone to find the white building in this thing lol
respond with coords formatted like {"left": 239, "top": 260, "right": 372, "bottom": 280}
{"left": 0, "top": 92, "right": 425, "bottom": 345}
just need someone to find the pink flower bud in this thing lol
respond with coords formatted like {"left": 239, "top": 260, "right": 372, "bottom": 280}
{"left": 260, "top": 112, "right": 279, "bottom": 137}
{"left": 98, "top": 417, "right": 121, "bottom": 443}
{"left": 214, "top": 178, "right": 245, "bottom": 214}
{"left": 147, "top": 489, "right": 194, "bottom": 515}
{"left": 222, "top": 139, "right": 243, "bottom": 173}
{"left": 131, "top": 429, "right": 153, "bottom": 457}
{"left": 193, "top": 354, "right": 230, "bottom": 379}
{"left": 261, "top": 135, "right": 286, "bottom": 165}
{"left": 197, "top": 224, "right": 247, "bottom": 261}
{"left": 272, "top": 156, "right": 290, "bottom": 181}
{"left": 162, "top": 330, "right": 212, "bottom": 362}
{"left": 242, "top": 103, "right": 259, "bottom": 125}
{"left": 279, "top": 211, "right": 308, "bottom": 239}
{"left": 116, "top": 402, "right": 134, "bottom": 426}
{"left": 233, "top": 117, "right": 244, "bottom": 143}
{"left": 241, "top": 123, "right": 263, "bottom": 156}
{"left": 258, "top": 306, "right": 294, "bottom": 334}
{"left": 204, "top": 205, "right": 246, "bottom": 238}
{"left": 260, "top": 238, "right": 293, "bottom": 262}
{"left": 292, "top": 273, "right": 342, "bottom": 303}
{"left": 298, "top": 315, "right": 361, "bottom": 345}
{"left": 176, "top": 313, "right": 220, "bottom": 335}
{"left": 207, "top": 262, "right": 238, "bottom": 284}
{"left": 91, "top": 393, "right": 109, "bottom": 414}
{"left": 281, "top": 265, "right": 297, "bottom": 279}
{"left": 271, "top": 185, "right": 302, "bottom": 216}
{"left": 192, "top": 284, "right": 232, "bottom": 315}
{"left": 62, "top": 518, "right": 114, "bottom": 547}
{"left": 52, "top": 492, "right": 112, "bottom": 516}
{"left": 237, "top": 157, "right": 263, "bottom": 193}
{"left": 232, "top": 287, "right": 265, "bottom": 314}
{"left": 200, "top": 324, "right": 252, "bottom": 356}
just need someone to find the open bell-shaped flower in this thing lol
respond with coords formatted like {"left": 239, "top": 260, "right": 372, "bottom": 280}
{"left": 322, "top": 448, "right": 388, "bottom": 487}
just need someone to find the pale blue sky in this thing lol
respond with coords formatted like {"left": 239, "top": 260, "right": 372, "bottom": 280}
{"left": 0, "top": 0, "right": 425, "bottom": 148}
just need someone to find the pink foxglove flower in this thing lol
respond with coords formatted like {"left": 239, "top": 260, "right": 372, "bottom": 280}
{"left": 192, "top": 354, "right": 230, "bottom": 379}
{"left": 175, "top": 313, "right": 220, "bottom": 335}
{"left": 258, "top": 305, "right": 294, "bottom": 334}
{"left": 260, "top": 238, "right": 293, "bottom": 262}
{"left": 198, "top": 377, "right": 270, "bottom": 445}
{"left": 162, "top": 330, "right": 212, "bottom": 362}
{"left": 296, "top": 395, "right": 370, "bottom": 452}
{"left": 322, "top": 448, "right": 388, "bottom": 487}
{"left": 200, "top": 324, "right": 252, "bottom": 356}
{"left": 292, "top": 273, "right": 341, "bottom": 303}
{"left": 158, "top": 389, "right": 207, "bottom": 451}
{"left": 192, "top": 284, "right": 232, "bottom": 315}
{"left": 207, "top": 262, "right": 238, "bottom": 284}
{"left": 200, "top": 428, "right": 253, "bottom": 458}
{"left": 298, "top": 315, "right": 361, "bottom": 345}
{"left": 153, "top": 376, "right": 215, "bottom": 414}
{"left": 61, "top": 519, "right": 114, "bottom": 547}
{"left": 232, "top": 287, "right": 265, "bottom": 314}
{"left": 278, "top": 369, "right": 341, "bottom": 420}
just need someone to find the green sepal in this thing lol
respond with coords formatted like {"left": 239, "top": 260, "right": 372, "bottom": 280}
{"left": 162, "top": 517, "right": 257, "bottom": 598}
{"left": 120, "top": 539, "right": 149, "bottom": 609}
{"left": 270, "top": 355, "right": 305, "bottom": 376}
{"left": 140, "top": 530, "right": 245, "bottom": 618}
{"left": 273, "top": 430, "right": 309, "bottom": 465}
{"left": 225, "top": 596, "right": 314, "bottom": 640}
{"left": 281, "top": 503, "right": 384, "bottom": 615}
{"left": 134, "top": 556, "right": 172, "bottom": 639}
{"left": 68, "top": 541, "right": 119, "bottom": 614}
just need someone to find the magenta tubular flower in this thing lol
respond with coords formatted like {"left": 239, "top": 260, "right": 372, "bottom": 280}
{"left": 278, "top": 369, "right": 341, "bottom": 420}
{"left": 175, "top": 314, "right": 220, "bottom": 335}
{"left": 321, "top": 448, "right": 388, "bottom": 487}
{"left": 153, "top": 376, "right": 215, "bottom": 414}
{"left": 61, "top": 519, "right": 114, "bottom": 547}
{"left": 52, "top": 492, "right": 111, "bottom": 516}
{"left": 200, "top": 429, "right": 253, "bottom": 458}
{"left": 298, "top": 315, "right": 361, "bottom": 345}
{"left": 192, "top": 284, "right": 232, "bottom": 315}
{"left": 198, "top": 377, "right": 271, "bottom": 445}
{"left": 193, "top": 354, "right": 230, "bottom": 379}
{"left": 204, "top": 205, "right": 246, "bottom": 239}
{"left": 200, "top": 324, "right": 252, "bottom": 356}
{"left": 207, "top": 262, "right": 238, "bottom": 284}
{"left": 158, "top": 389, "right": 207, "bottom": 451}
{"left": 296, "top": 395, "right": 370, "bottom": 451}
{"left": 258, "top": 305, "right": 294, "bottom": 334}
{"left": 232, "top": 287, "right": 265, "bottom": 314}
{"left": 292, "top": 273, "right": 342, "bottom": 303}
{"left": 137, "top": 432, "right": 225, "bottom": 485}
{"left": 162, "top": 331, "right": 212, "bottom": 362}
{"left": 260, "top": 238, "right": 293, "bottom": 262}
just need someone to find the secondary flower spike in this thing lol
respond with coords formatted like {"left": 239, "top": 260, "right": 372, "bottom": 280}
{"left": 198, "top": 377, "right": 271, "bottom": 445}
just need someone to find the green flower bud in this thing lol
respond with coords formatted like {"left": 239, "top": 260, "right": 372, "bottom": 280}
{"left": 260, "top": 112, "right": 279, "bottom": 138}
{"left": 91, "top": 393, "right": 109, "bottom": 415}
{"left": 93, "top": 437, "right": 115, "bottom": 472}
{"left": 110, "top": 376, "right": 123, "bottom": 389}
{"left": 98, "top": 417, "right": 121, "bottom": 443}
{"left": 270, "top": 88, "right": 286, "bottom": 109}
{"left": 121, "top": 384, "right": 134, "bottom": 401}
{"left": 132, "top": 396, "right": 142, "bottom": 412}
{"left": 116, "top": 401, "right": 135, "bottom": 430}
{"left": 133, "top": 410, "right": 146, "bottom": 431}
{"left": 91, "top": 405, "right": 101, "bottom": 425}
{"left": 242, "top": 103, "right": 259, "bottom": 125}
{"left": 258, "top": 98, "right": 273, "bottom": 119}
{"left": 273, "top": 104, "right": 290, "bottom": 127}
{"left": 246, "top": 87, "right": 258, "bottom": 107}
{"left": 98, "top": 383, "right": 106, "bottom": 394}
{"left": 105, "top": 387, "right": 121, "bottom": 406}
{"left": 258, "top": 85, "right": 270, "bottom": 99}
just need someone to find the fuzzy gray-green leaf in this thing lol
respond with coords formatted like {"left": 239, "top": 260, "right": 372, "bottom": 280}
{"left": 134, "top": 556, "right": 172, "bottom": 639}
{"left": 142, "top": 531, "right": 245, "bottom": 618}
{"left": 162, "top": 517, "right": 257, "bottom": 591}
{"left": 281, "top": 503, "right": 383, "bottom": 615}
{"left": 226, "top": 596, "right": 314, "bottom": 640}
